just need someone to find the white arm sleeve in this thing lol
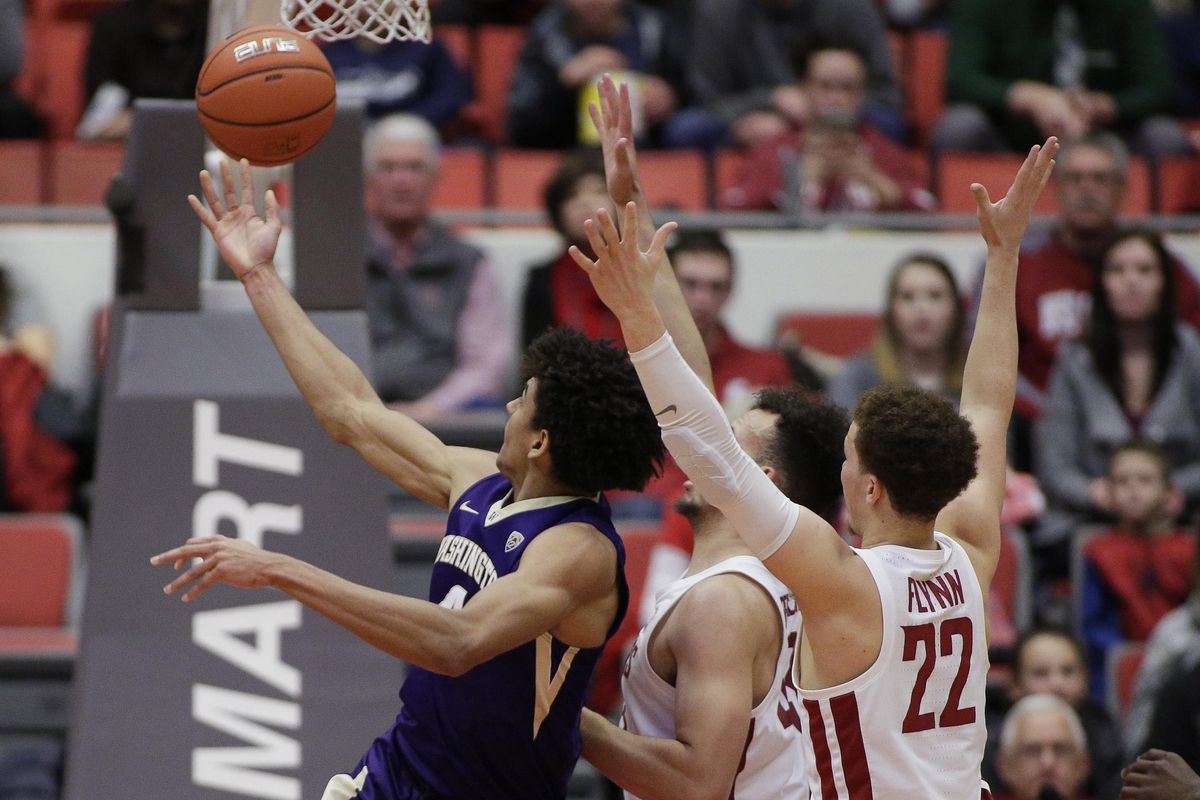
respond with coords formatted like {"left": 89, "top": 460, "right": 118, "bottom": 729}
{"left": 630, "top": 332, "right": 800, "bottom": 559}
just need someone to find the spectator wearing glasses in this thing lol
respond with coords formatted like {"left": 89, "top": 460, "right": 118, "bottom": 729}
{"left": 966, "top": 133, "right": 1200, "bottom": 466}
{"left": 996, "top": 694, "right": 1092, "bottom": 800}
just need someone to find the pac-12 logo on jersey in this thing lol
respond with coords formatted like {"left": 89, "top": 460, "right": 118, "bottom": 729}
{"left": 233, "top": 37, "right": 301, "bottom": 62}
{"left": 505, "top": 531, "right": 525, "bottom": 552}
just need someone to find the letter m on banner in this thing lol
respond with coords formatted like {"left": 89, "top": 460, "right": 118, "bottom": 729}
{"left": 193, "top": 684, "right": 302, "bottom": 799}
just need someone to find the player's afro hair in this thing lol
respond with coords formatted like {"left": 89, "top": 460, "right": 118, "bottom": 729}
{"left": 522, "top": 327, "right": 665, "bottom": 495}
{"left": 753, "top": 387, "right": 849, "bottom": 521}
{"left": 852, "top": 385, "right": 978, "bottom": 521}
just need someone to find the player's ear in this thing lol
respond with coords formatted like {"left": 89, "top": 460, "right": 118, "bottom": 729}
{"left": 864, "top": 474, "right": 883, "bottom": 507}
{"left": 761, "top": 464, "right": 780, "bottom": 488}
{"left": 527, "top": 429, "right": 550, "bottom": 461}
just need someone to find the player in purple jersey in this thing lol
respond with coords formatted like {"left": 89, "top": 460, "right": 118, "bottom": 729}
{"left": 149, "top": 152, "right": 709, "bottom": 799}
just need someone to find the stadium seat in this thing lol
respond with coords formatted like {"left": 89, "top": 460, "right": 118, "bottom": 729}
{"left": 48, "top": 141, "right": 124, "bottom": 205}
{"left": 0, "top": 514, "right": 84, "bottom": 658}
{"left": 636, "top": 150, "right": 708, "bottom": 211}
{"left": 712, "top": 148, "right": 749, "bottom": 207}
{"left": 1156, "top": 156, "right": 1199, "bottom": 214}
{"left": 0, "top": 141, "right": 45, "bottom": 204}
{"left": 431, "top": 148, "right": 487, "bottom": 209}
{"left": 886, "top": 30, "right": 908, "bottom": 90}
{"left": 992, "top": 527, "right": 1034, "bottom": 637}
{"left": 1105, "top": 640, "right": 1146, "bottom": 724}
{"left": 773, "top": 311, "right": 879, "bottom": 357}
{"left": 906, "top": 31, "right": 947, "bottom": 146}
{"left": 23, "top": 20, "right": 91, "bottom": 140}
{"left": 474, "top": 26, "right": 526, "bottom": 143}
{"left": 589, "top": 519, "right": 660, "bottom": 717}
{"left": 936, "top": 153, "right": 1152, "bottom": 216}
{"left": 493, "top": 149, "right": 560, "bottom": 210}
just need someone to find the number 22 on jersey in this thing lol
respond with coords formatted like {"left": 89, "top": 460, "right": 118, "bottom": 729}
{"left": 901, "top": 616, "right": 977, "bottom": 733}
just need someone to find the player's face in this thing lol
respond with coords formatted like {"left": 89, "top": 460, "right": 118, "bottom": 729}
{"left": 999, "top": 709, "right": 1089, "bottom": 800}
{"left": 805, "top": 50, "right": 867, "bottom": 119}
{"left": 1101, "top": 237, "right": 1165, "bottom": 324}
{"left": 1017, "top": 634, "right": 1087, "bottom": 706}
{"left": 498, "top": 379, "right": 542, "bottom": 483}
{"left": 1108, "top": 450, "right": 1170, "bottom": 528}
{"left": 366, "top": 140, "right": 438, "bottom": 226}
{"left": 674, "top": 251, "right": 733, "bottom": 334}
{"left": 889, "top": 261, "right": 958, "bottom": 356}
{"left": 1055, "top": 146, "right": 1124, "bottom": 234}
{"left": 561, "top": 174, "right": 614, "bottom": 247}
{"left": 840, "top": 424, "right": 865, "bottom": 535}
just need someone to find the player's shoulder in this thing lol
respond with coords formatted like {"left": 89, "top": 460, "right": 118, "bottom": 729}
{"left": 522, "top": 520, "right": 619, "bottom": 570}
{"left": 675, "top": 571, "right": 779, "bottom": 632}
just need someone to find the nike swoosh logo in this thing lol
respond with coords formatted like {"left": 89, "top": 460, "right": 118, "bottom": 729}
{"left": 460, "top": 501, "right": 479, "bottom": 514}
{"left": 654, "top": 404, "right": 677, "bottom": 417}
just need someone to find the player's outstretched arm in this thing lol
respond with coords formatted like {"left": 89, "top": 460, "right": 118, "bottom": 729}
{"left": 589, "top": 75, "right": 714, "bottom": 394}
{"left": 569, "top": 205, "right": 871, "bottom": 620}
{"left": 152, "top": 521, "right": 617, "bottom": 676}
{"left": 580, "top": 577, "right": 773, "bottom": 800}
{"left": 935, "top": 138, "right": 1058, "bottom": 584}
{"left": 187, "top": 159, "right": 494, "bottom": 509}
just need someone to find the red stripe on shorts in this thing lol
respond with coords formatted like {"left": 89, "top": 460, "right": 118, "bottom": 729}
{"left": 804, "top": 699, "right": 838, "bottom": 800}
{"left": 830, "top": 692, "right": 874, "bottom": 800}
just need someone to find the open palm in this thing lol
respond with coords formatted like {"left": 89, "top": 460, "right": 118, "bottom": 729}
{"left": 187, "top": 158, "right": 282, "bottom": 281}
{"left": 971, "top": 138, "right": 1058, "bottom": 251}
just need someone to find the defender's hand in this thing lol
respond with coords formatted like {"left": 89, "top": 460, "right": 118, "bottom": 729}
{"left": 187, "top": 158, "right": 282, "bottom": 283}
{"left": 971, "top": 137, "right": 1058, "bottom": 253}
{"left": 589, "top": 74, "right": 642, "bottom": 208}
{"left": 568, "top": 202, "right": 675, "bottom": 320}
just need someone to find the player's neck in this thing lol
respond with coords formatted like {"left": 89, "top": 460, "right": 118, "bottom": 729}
{"left": 858, "top": 509, "right": 937, "bottom": 550}
{"left": 685, "top": 516, "right": 753, "bottom": 574}
{"left": 509, "top": 469, "right": 582, "bottom": 503}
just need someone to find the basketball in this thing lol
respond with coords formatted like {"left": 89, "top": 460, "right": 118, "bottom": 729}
{"left": 195, "top": 24, "right": 336, "bottom": 166}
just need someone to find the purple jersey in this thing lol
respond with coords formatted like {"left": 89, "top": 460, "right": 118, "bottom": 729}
{"left": 355, "top": 473, "right": 627, "bottom": 800}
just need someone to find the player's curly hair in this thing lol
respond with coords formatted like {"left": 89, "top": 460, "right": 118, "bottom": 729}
{"left": 753, "top": 387, "right": 849, "bottom": 521}
{"left": 852, "top": 385, "right": 978, "bottom": 521}
{"left": 522, "top": 327, "right": 665, "bottom": 495}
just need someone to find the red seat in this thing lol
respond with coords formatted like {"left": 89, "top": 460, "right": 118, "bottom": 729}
{"left": 0, "top": 141, "right": 45, "bottom": 204}
{"left": 773, "top": 311, "right": 880, "bottom": 357}
{"left": 49, "top": 141, "right": 124, "bottom": 205}
{"left": 0, "top": 514, "right": 84, "bottom": 660}
{"left": 23, "top": 20, "right": 91, "bottom": 140}
{"left": 1157, "top": 156, "right": 1200, "bottom": 214}
{"left": 431, "top": 148, "right": 487, "bottom": 209}
{"left": 887, "top": 30, "right": 909, "bottom": 91}
{"left": 907, "top": 31, "right": 947, "bottom": 147}
{"left": 937, "top": 152, "right": 1151, "bottom": 216}
{"left": 1106, "top": 641, "right": 1146, "bottom": 724}
{"left": 636, "top": 150, "right": 708, "bottom": 211}
{"left": 493, "top": 149, "right": 561, "bottom": 210}
{"left": 990, "top": 527, "right": 1033, "bottom": 638}
{"left": 712, "top": 148, "right": 749, "bottom": 207}
{"left": 590, "top": 519, "right": 661, "bottom": 716}
{"left": 474, "top": 26, "right": 526, "bottom": 143}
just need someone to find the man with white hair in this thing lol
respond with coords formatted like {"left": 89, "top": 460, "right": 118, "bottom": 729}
{"left": 363, "top": 113, "right": 512, "bottom": 417}
{"left": 997, "top": 694, "right": 1091, "bottom": 800}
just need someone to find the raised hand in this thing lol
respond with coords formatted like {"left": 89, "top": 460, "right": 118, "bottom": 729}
{"left": 588, "top": 74, "right": 642, "bottom": 208}
{"left": 971, "top": 137, "right": 1058, "bottom": 253}
{"left": 568, "top": 202, "right": 675, "bottom": 324}
{"left": 150, "top": 534, "right": 284, "bottom": 603}
{"left": 187, "top": 158, "right": 282, "bottom": 282}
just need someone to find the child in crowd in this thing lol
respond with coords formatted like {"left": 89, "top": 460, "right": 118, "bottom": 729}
{"left": 1081, "top": 441, "right": 1196, "bottom": 695}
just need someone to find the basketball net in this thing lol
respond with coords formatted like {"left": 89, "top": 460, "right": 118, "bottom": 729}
{"left": 282, "top": 0, "right": 431, "bottom": 43}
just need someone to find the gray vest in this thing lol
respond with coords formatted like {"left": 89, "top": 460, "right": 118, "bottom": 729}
{"left": 365, "top": 221, "right": 484, "bottom": 403}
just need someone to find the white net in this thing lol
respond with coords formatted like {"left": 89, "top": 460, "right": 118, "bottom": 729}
{"left": 281, "top": 0, "right": 430, "bottom": 44}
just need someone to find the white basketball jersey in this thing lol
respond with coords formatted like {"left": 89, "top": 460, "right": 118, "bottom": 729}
{"left": 797, "top": 532, "right": 989, "bottom": 800}
{"left": 620, "top": 555, "right": 807, "bottom": 800}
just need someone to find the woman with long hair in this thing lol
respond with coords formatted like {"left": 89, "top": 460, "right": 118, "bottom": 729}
{"left": 827, "top": 252, "right": 968, "bottom": 411}
{"left": 1035, "top": 229, "right": 1200, "bottom": 557}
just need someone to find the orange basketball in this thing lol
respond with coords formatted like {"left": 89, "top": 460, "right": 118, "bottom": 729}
{"left": 196, "top": 24, "right": 336, "bottom": 166}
